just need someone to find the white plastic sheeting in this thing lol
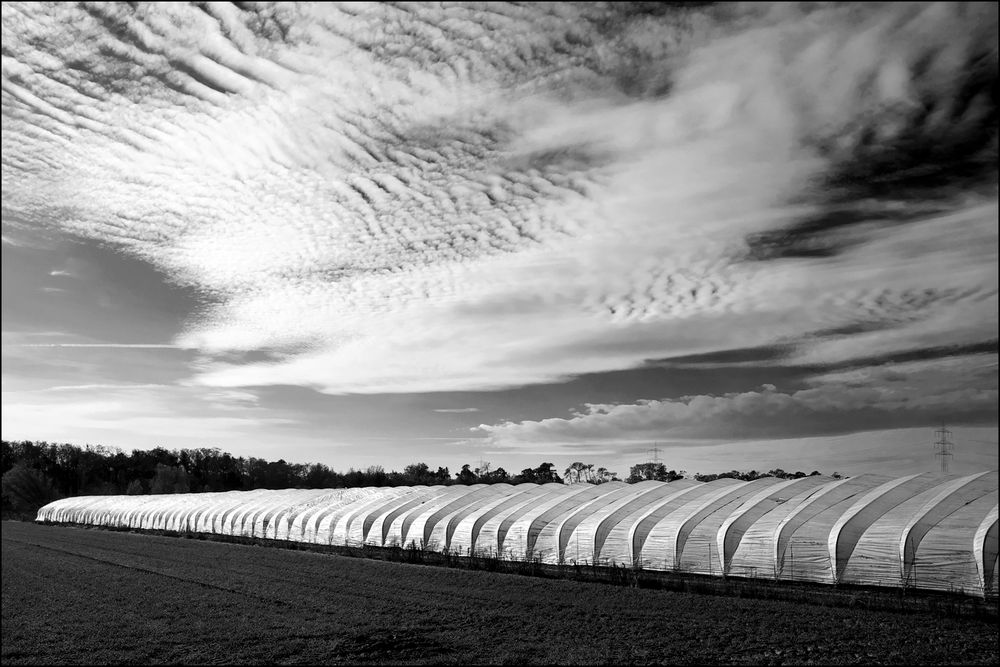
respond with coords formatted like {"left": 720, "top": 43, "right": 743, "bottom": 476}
{"left": 291, "top": 488, "right": 378, "bottom": 543}
{"left": 501, "top": 483, "right": 609, "bottom": 560}
{"left": 829, "top": 473, "right": 954, "bottom": 584}
{"left": 776, "top": 474, "right": 893, "bottom": 583}
{"left": 563, "top": 481, "right": 672, "bottom": 566}
{"left": 843, "top": 472, "right": 998, "bottom": 589}
{"left": 332, "top": 487, "right": 422, "bottom": 546}
{"left": 424, "top": 484, "right": 518, "bottom": 551}
{"left": 535, "top": 482, "right": 642, "bottom": 565}
{"left": 36, "top": 471, "right": 1000, "bottom": 597}
{"left": 599, "top": 479, "right": 703, "bottom": 566}
{"left": 719, "top": 475, "right": 833, "bottom": 577}
{"left": 640, "top": 479, "right": 755, "bottom": 572}
{"left": 359, "top": 485, "right": 450, "bottom": 547}
{"left": 974, "top": 505, "right": 998, "bottom": 595}
{"left": 448, "top": 484, "right": 563, "bottom": 555}
{"left": 388, "top": 485, "right": 483, "bottom": 548}
{"left": 727, "top": 479, "right": 840, "bottom": 579}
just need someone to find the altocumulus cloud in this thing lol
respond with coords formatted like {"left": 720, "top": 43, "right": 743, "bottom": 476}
{"left": 2, "top": 0, "right": 996, "bottom": 433}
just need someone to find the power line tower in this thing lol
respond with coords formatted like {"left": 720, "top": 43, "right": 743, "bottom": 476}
{"left": 476, "top": 440, "right": 490, "bottom": 477}
{"left": 647, "top": 444, "right": 662, "bottom": 465}
{"left": 934, "top": 425, "right": 954, "bottom": 473}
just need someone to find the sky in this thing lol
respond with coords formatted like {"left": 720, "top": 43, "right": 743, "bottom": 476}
{"left": 2, "top": 1, "right": 997, "bottom": 479}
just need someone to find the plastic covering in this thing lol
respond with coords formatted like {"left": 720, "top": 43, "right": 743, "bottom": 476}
{"left": 976, "top": 506, "right": 998, "bottom": 595}
{"left": 719, "top": 475, "right": 833, "bottom": 577}
{"left": 777, "top": 474, "right": 892, "bottom": 583}
{"left": 502, "top": 483, "right": 608, "bottom": 559}
{"left": 909, "top": 493, "right": 997, "bottom": 595}
{"left": 449, "top": 484, "right": 563, "bottom": 555}
{"left": 297, "top": 488, "right": 380, "bottom": 543}
{"left": 425, "top": 484, "right": 519, "bottom": 551}
{"left": 357, "top": 486, "right": 448, "bottom": 547}
{"left": 844, "top": 472, "right": 998, "bottom": 588}
{"left": 563, "top": 481, "right": 671, "bottom": 566}
{"left": 640, "top": 479, "right": 753, "bottom": 571}
{"left": 534, "top": 483, "right": 644, "bottom": 565}
{"left": 36, "top": 471, "right": 1000, "bottom": 597}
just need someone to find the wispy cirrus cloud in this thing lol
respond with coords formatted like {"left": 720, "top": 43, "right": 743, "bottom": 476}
{"left": 41, "top": 383, "right": 170, "bottom": 392}
{"left": 2, "top": 0, "right": 995, "bottom": 437}
{"left": 13, "top": 343, "right": 192, "bottom": 349}
{"left": 0, "top": 381, "right": 291, "bottom": 452}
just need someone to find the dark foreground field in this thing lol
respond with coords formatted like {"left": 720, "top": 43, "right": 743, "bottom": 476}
{"left": 3, "top": 522, "right": 997, "bottom": 665}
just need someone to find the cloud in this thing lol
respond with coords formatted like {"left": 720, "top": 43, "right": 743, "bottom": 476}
{"left": 40, "top": 383, "right": 171, "bottom": 392}
{"left": 477, "top": 354, "right": 999, "bottom": 447}
{"left": 2, "top": 1, "right": 995, "bottom": 408}
{"left": 12, "top": 343, "right": 191, "bottom": 349}
{"left": 0, "top": 382, "right": 293, "bottom": 450}
{"left": 433, "top": 408, "right": 480, "bottom": 413}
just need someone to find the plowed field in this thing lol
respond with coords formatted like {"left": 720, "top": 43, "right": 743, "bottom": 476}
{"left": 3, "top": 521, "right": 996, "bottom": 665}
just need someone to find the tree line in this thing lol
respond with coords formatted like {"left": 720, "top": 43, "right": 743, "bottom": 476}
{"left": 1, "top": 439, "right": 839, "bottom": 518}
{"left": 625, "top": 462, "right": 841, "bottom": 483}
{"left": 0, "top": 440, "right": 564, "bottom": 516}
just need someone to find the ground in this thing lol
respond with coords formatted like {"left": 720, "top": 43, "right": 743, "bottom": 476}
{"left": 2, "top": 521, "right": 997, "bottom": 665}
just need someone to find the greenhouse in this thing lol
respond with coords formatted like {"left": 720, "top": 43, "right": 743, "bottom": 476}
{"left": 36, "top": 471, "right": 998, "bottom": 598}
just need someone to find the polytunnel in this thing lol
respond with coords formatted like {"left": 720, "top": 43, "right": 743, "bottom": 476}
{"left": 425, "top": 483, "right": 522, "bottom": 551}
{"left": 35, "top": 471, "right": 1000, "bottom": 598}
{"left": 419, "top": 484, "right": 515, "bottom": 550}
{"left": 330, "top": 487, "right": 416, "bottom": 546}
{"left": 353, "top": 485, "right": 445, "bottom": 547}
{"left": 774, "top": 474, "right": 893, "bottom": 583}
{"left": 718, "top": 475, "right": 833, "bottom": 577}
{"left": 305, "top": 488, "right": 388, "bottom": 544}
{"left": 535, "top": 482, "right": 648, "bottom": 565}
{"left": 842, "top": 471, "right": 997, "bottom": 589}
{"left": 634, "top": 478, "right": 746, "bottom": 571}
{"left": 597, "top": 478, "right": 702, "bottom": 566}
{"left": 448, "top": 483, "right": 564, "bottom": 555}
{"left": 252, "top": 489, "right": 329, "bottom": 540}
{"left": 270, "top": 489, "right": 354, "bottom": 541}
{"left": 288, "top": 488, "right": 375, "bottom": 542}
{"left": 380, "top": 484, "right": 480, "bottom": 548}
{"left": 563, "top": 480, "right": 673, "bottom": 566}
{"left": 503, "top": 482, "right": 621, "bottom": 560}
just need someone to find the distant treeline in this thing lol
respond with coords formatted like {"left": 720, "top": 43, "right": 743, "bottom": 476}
{"left": 0, "top": 439, "right": 839, "bottom": 518}
{"left": 622, "top": 462, "right": 840, "bottom": 484}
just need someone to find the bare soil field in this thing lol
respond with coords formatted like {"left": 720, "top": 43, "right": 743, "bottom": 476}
{"left": 3, "top": 521, "right": 997, "bottom": 665}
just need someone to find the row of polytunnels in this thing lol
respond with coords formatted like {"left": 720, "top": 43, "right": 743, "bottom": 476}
{"left": 37, "top": 471, "right": 998, "bottom": 597}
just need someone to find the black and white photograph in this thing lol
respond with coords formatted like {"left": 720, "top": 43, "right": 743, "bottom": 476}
{"left": 2, "top": 2, "right": 997, "bottom": 664}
